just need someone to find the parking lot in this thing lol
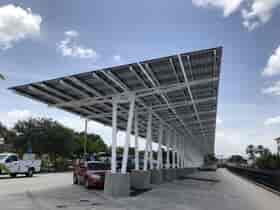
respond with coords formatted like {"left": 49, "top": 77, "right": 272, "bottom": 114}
{"left": 1, "top": 169, "right": 280, "bottom": 210}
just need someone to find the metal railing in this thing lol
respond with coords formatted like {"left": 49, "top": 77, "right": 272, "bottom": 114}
{"left": 227, "top": 165, "right": 280, "bottom": 192}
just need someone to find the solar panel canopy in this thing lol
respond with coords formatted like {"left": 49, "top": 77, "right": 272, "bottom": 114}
{"left": 10, "top": 47, "right": 222, "bottom": 155}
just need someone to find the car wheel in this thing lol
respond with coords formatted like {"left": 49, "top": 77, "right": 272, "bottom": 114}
{"left": 26, "top": 168, "right": 34, "bottom": 177}
{"left": 10, "top": 173, "right": 17, "bottom": 178}
{"left": 73, "top": 175, "right": 78, "bottom": 184}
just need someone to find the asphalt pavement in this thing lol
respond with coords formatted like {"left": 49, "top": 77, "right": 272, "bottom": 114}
{"left": 0, "top": 169, "right": 279, "bottom": 210}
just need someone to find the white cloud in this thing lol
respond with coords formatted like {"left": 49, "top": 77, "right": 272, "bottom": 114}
{"left": 57, "top": 30, "right": 97, "bottom": 59}
{"left": 64, "top": 30, "right": 78, "bottom": 37}
{"left": 0, "top": 109, "right": 34, "bottom": 128}
{"left": 242, "top": 0, "right": 280, "bottom": 31}
{"left": 262, "top": 46, "right": 280, "bottom": 76}
{"left": 113, "top": 55, "right": 121, "bottom": 62}
{"left": 0, "top": 4, "right": 42, "bottom": 50}
{"left": 217, "top": 116, "right": 223, "bottom": 124}
{"left": 262, "top": 80, "right": 280, "bottom": 96}
{"left": 216, "top": 130, "right": 225, "bottom": 138}
{"left": 192, "top": 0, "right": 280, "bottom": 30}
{"left": 264, "top": 115, "right": 280, "bottom": 126}
{"left": 192, "top": 0, "right": 244, "bottom": 16}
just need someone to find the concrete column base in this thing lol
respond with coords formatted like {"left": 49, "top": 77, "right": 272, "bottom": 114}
{"left": 130, "top": 170, "right": 151, "bottom": 190}
{"left": 150, "top": 169, "right": 163, "bottom": 184}
{"left": 170, "top": 168, "right": 177, "bottom": 180}
{"left": 177, "top": 168, "right": 186, "bottom": 179}
{"left": 161, "top": 169, "right": 168, "bottom": 182}
{"left": 163, "top": 168, "right": 173, "bottom": 182}
{"left": 104, "top": 172, "right": 130, "bottom": 197}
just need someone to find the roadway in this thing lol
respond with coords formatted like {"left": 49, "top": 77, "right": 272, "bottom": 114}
{"left": 0, "top": 169, "right": 279, "bottom": 210}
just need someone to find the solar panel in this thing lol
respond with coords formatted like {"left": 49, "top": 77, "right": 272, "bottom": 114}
{"left": 9, "top": 47, "right": 222, "bottom": 154}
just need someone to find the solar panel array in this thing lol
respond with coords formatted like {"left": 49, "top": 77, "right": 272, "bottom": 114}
{"left": 10, "top": 47, "right": 222, "bottom": 153}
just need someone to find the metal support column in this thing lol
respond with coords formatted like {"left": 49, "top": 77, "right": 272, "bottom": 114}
{"left": 83, "top": 119, "right": 88, "bottom": 156}
{"left": 157, "top": 123, "right": 163, "bottom": 169}
{"left": 166, "top": 130, "right": 171, "bottom": 169}
{"left": 176, "top": 136, "right": 179, "bottom": 168}
{"left": 144, "top": 109, "right": 152, "bottom": 171}
{"left": 134, "top": 110, "right": 139, "bottom": 170}
{"left": 121, "top": 95, "right": 136, "bottom": 174}
{"left": 172, "top": 132, "right": 176, "bottom": 169}
{"left": 111, "top": 99, "right": 118, "bottom": 173}
{"left": 149, "top": 133, "right": 154, "bottom": 170}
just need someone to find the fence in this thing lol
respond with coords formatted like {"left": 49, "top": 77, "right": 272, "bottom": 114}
{"left": 227, "top": 165, "right": 280, "bottom": 192}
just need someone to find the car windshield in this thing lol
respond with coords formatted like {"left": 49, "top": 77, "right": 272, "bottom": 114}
{"left": 0, "top": 155, "right": 7, "bottom": 160}
{"left": 87, "top": 162, "right": 108, "bottom": 170}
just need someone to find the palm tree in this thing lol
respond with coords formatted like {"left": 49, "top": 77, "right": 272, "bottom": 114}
{"left": 0, "top": 73, "right": 5, "bottom": 80}
{"left": 246, "top": 144, "right": 255, "bottom": 160}
{"left": 256, "top": 145, "right": 264, "bottom": 156}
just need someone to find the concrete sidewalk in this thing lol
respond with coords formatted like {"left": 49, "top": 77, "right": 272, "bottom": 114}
{"left": 1, "top": 169, "right": 280, "bottom": 210}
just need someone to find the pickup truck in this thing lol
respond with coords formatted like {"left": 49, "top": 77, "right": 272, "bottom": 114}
{"left": 0, "top": 153, "right": 41, "bottom": 177}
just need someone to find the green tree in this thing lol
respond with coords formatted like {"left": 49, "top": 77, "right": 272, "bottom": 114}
{"left": 74, "top": 132, "right": 108, "bottom": 156}
{"left": 246, "top": 144, "right": 255, "bottom": 160}
{"left": 12, "top": 118, "right": 77, "bottom": 158}
{"left": 0, "top": 122, "right": 16, "bottom": 148}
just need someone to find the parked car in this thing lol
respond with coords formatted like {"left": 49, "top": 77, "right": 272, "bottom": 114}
{"left": 73, "top": 160, "right": 110, "bottom": 189}
{"left": 0, "top": 153, "right": 41, "bottom": 177}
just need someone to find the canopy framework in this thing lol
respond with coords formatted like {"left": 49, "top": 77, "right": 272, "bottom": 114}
{"left": 10, "top": 47, "right": 222, "bottom": 159}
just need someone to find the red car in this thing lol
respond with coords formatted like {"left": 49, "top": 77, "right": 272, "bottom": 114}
{"left": 73, "top": 160, "right": 110, "bottom": 189}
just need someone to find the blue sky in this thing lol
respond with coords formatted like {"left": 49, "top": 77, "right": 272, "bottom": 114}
{"left": 1, "top": 0, "right": 280, "bottom": 157}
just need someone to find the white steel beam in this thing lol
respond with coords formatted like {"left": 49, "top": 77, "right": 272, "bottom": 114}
{"left": 83, "top": 119, "right": 88, "bottom": 155}
{"left": 28, "top": 86, "right": 93, "bottom": 115}
{"left": 111, "top": 99, "right": 118, "bottom": 173}
{"left": 166, "top": 130, "right": 171, "bottom": 169}
{"left": 172, "top": 132, "right": 176, "bottom": 169}
{"left": 139, "top": 63, "right": 193, "bottom": 139}
{"left": 144, "top": 109, "right": 152, "bottom": 171}
{"left": 52, "top": 78, "right": 217, "bottom": 108}
{"left": 59, "top": 80, "right": 90, "bottom": 98}
{"left": 68, "top": 77, "right": 101, "bottom": 96}
{"left": 121, "top": 95, "right": 136, "bottom": 174}
{"left": 157, "top": 123, "right": 163, "bottom": 169}
{"left": 134, "top": 110, "right": 139, "bottom": 170}
{"left": 149, "top": 135, "right": 153, "bottom": 170}
{"left": 178, "top": 54, "right": 206, "bottom": 138}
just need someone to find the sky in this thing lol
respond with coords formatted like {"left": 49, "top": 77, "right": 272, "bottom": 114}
{"left": 1, "top": 0, "right": 280, "bottom": 157}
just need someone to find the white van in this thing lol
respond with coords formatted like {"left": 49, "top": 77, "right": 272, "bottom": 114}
{"left": 0, "top": 153, "right": 41, "bottom": 177}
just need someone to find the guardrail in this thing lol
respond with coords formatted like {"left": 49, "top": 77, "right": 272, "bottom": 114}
{"left": 226, "top": 165, "right": 280, "bottom": 192}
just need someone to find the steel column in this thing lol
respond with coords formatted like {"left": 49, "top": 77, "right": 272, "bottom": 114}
{"left": 83, "top": 119, "right": 88, "bottom": 155}
{"left": 166, "top": 130, "right": 171, "bottom": 169}
{"left": 111, "top": 99, "right": 118, "bottom": 173}
{"left": 172, "top": 133, "right": 176, "bottom": 169}
{"left": 121, "top": 95, "right": 136, "bottom": 174}
{"left": 144, "top": 109, "right": 152, "bottom": 171}
{"left": 134, "top": 110, "right": 139, "bottom": 170}
{"left": 157, "top": 123, "right": 163, "bottom": 169}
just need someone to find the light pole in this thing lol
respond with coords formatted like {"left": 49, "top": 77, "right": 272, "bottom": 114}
{"left": 275, "top": 137, "right": 280, "bottom": 156}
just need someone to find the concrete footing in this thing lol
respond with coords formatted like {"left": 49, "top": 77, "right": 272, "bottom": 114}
{"left": 150, "top": 169, "right": 163, "bottom": 184}
{"left": 162, "top": 169, "right": 168, "bottom": 182}
{"left": 130, "top": 170, "right": 151, "bottom": 190}
{"left": 170, "top": 168, "right": 177, "bottom": 180}
{"left": 162, "top": 168, "right": 172, "bottom": 182}
{"left": 104, "top": 172, "right": 130, "bottom": 197}
{"left": 176, "top": 168, "right": 183, "bottom": 179}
